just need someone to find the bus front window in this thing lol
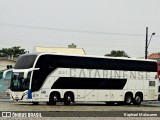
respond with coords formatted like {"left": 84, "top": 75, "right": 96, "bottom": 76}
{"left": 10, "top": 72, "right": 31, "bottom": 91}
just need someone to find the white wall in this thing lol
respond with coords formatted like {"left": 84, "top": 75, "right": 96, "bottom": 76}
{"left": 0, "top": 60, "right": 15, "bottom": 70}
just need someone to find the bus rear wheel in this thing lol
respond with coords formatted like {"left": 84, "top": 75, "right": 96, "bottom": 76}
{"left": 133, "top": 95, "right": 142, "bottom": 105}
{"left": 64, "top": 93, "right": 73, "bottom": 105}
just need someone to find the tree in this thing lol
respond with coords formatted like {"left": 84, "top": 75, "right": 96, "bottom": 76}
{"left": 68, "top": 43, "right": 77, "bottom": 48}
{"left": 0, "top": 46, "right": 26, "bottom": 57}
{"left": 0, "top": 48, "right": 8, "bottom": 57}
{"left": 105, "top": 50, "right": 130, "bottom": 57}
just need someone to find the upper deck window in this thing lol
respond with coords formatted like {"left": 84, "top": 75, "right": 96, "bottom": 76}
{"left": 14, "top": 55, "right": 37, "bottom": 69}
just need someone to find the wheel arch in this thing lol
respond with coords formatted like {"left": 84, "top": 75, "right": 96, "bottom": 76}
{"left": 50, "top": 91, "right": 61, "bottom": 100}
{"left": 124, "top": 91, "right": 133, "bottom": 99}
{"left": 135, "top": 91, "right": 143, "bottom": 101}
{"left": 64, "top": 91, "right": 75, "bottom": 102}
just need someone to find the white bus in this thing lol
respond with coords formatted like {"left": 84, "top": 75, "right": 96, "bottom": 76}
{"left": 9, "top": 53, "right": 159, "bottom": 105}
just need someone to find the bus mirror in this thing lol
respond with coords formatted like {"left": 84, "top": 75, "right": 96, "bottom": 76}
{"left": 23, "top": 68, "right": 40, "bottom": 79}
{"left": 29, "top": 68, "right": 40, "bottom": 71}
{"left": 34, "top": 68, "right": 40, "bottom": 70}
{"left": 24, "top": 72, "right": 28, "bottom": 79}
{"left": 2, "top": 73, "right": 6, "bottom": 79}
{"left": 2, "top": 69, "right": 13, "bottom": 80}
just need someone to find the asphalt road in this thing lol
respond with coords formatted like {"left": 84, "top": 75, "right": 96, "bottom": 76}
{"left": 0, "top": 101, "right": 160, "bottom": 120}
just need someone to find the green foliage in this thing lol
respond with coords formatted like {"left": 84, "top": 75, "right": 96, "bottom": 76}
{"left": 0, "top": 46, "right": 26, "bottom": 57}
{"left": 68, "top": 43, "right": 77, "bottom": 48}
{"left": 105, "top": 50, "right": 130, "bottom": 57}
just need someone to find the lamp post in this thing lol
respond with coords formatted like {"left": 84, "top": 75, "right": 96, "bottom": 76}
{"left": 145, "top": 27, "right": 155, "bottom": 59}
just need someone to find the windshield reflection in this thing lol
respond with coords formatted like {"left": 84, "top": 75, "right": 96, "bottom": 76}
{"left": 10, "top": 72, "right": 31, "bottom": 91}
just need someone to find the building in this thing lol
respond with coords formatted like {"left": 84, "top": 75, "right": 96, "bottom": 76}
{"left": 148, "top": 53, "right": 160, "bottom": 69}
{"left": 33, "top": 46, "right": 86, "bottom": 55}
{"left": 0, "top": 56, "right": 17, "bottom": 71}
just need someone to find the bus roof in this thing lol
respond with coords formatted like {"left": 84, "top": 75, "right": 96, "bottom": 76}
{"left": 21, "top": 52, "right": 157, "bottom": 63}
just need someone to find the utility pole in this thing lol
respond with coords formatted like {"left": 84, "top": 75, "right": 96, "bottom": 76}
{"left": 145, "top": 27, "right": 155, "bottom": 59}
{"left": 145, "top": 27, "right": 148, "bottom": 59}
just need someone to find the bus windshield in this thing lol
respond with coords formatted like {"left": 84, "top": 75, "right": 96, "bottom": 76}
{"left": 10, "top": 72, "right": 31, "bottom": 91}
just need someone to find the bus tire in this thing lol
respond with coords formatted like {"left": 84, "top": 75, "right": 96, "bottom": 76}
{"left": 64, "top": 93, "right": 72, "bottom": 105}
{"left": 48, "top": 92, "right": 58, "bottom": 105}
{"left": 133, "top": 95, "right": 142, "bottom": 105}
{"left": 124, "top": 94, "right": 132, "bottom": 105}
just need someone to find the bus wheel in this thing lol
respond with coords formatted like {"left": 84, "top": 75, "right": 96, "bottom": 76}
{"left": 124, "top": 94, "right": 132, "bottom": 105}
{"left": 64, "top": 93, "right": 72, "bottom": 105}
{"left": 48, "top": 92, "right": 57, "bottom": 105}
{"left": 133, "top": 95, "right": 142, "bottom": 105}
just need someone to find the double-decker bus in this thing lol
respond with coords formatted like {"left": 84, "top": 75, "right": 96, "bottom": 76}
{"left": 9, "top": 53, "right": 159, "bottom": 105}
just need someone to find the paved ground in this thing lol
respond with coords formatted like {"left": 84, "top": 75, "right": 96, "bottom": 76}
{"left": 0, "top": 100, "right": 160, "bottom": 120}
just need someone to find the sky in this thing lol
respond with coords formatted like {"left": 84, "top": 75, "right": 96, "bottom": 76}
{"left": 0, "top": 0, "right": 160, "bottom": 57}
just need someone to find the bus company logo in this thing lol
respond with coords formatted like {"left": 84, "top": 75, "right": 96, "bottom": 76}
{"left": 2, "top": 112, "right": 11, "bottom": 117}
{"left": 1, "top": 112, "right": 42, "bottom": 118}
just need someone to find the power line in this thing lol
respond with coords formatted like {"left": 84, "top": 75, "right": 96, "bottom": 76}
{"left": 0, "top": 22, "right": 145, "bottom": 37}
